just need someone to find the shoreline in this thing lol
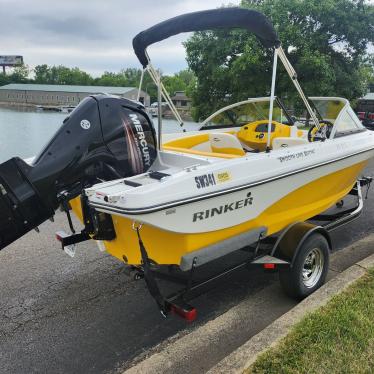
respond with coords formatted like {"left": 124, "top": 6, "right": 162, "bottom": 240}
{"left": 0, "top": 101, "right": 36, "bottom": 108}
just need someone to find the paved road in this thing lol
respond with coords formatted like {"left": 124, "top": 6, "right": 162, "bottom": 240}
{"left": 1, "top": 160, "right": 374, "bottom": 374}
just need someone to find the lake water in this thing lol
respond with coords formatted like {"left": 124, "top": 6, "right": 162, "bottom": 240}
{"left": 0, "top": 106, "right": 200, "bottom": 163}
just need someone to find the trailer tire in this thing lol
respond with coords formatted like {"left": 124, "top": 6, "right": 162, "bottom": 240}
{"left": 279, "top": 234, "right": 329, "bottom": 299}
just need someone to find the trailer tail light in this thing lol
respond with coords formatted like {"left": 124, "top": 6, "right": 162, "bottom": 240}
{"left": 264, "top": 263, "right": 276, "bottom": 269}
{"left": 170, "top": 303, "right": 197, "bottom": 322}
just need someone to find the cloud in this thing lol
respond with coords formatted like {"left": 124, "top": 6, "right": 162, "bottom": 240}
{"left": 0, "top": 0, "right": 240, "bottom": 76}
{"left": 22, "top": 15, "right": 109, "bottom": 40}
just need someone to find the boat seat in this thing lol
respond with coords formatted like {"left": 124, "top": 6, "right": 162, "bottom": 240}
{"left": 162, "top": 145, "right": 241, "bottom": 159}
{"left": 272, "top": 137, "right": 309, "bottom": 150}
{"left": 209, "top": 133, "right": 246, "bottom": 156}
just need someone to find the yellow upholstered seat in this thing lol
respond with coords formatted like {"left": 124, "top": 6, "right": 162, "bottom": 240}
{"left": 209, "top": 133, "right": 246, "bottom": 156}
{"left": 163, "top": 131, "right": 244, "bottom": 158}
{"left": 162, "top": 145, "right": 241, "bottom": 158}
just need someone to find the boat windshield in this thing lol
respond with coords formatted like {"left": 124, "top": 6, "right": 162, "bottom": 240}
{"left": 310, "top": 98, "right": 346, "bottom": 124}
{"left": 200, "top": 98, "right": 291, "bottom": 130}
{"left": 310, "top": 97, "right": 365, "bottom": 137}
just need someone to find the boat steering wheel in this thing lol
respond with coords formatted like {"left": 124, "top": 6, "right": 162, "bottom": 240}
{"left": 308, "top": 121, "right": 333, "bottom": 142}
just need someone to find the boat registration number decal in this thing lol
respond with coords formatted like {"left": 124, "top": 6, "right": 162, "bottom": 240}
{"left": 195, "top": 171, "right": 231, "bottom": 189}
{"left": 195, "top": 173, "right": 216, "bottom": 189}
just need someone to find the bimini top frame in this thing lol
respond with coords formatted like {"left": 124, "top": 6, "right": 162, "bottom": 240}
{"left": 132, "top": 7, "right": 320, "bottom": 151}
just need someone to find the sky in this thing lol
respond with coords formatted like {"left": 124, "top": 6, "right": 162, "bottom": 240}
{"left": 0, "top": 0, "right": 240, "bottom": 76}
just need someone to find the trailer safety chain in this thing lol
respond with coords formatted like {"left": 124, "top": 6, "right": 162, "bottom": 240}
{"left": 134, "top": 225, "right": 168, "bottom": 317}
{"left": 61, "top": 200, "right": 76, "bottom": 234}
{"left": 252, "top": 232, "right": 265, "bottom": 260}
{"left": 364, "top": 177, "right": 372, "bottom": 199}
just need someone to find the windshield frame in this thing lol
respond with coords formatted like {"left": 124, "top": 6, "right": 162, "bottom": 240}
{"left": 310, "top": 97, "right": 365, "bottom": 139}
{"left": 199, "top": 97, "right": 294, "bottom": 130}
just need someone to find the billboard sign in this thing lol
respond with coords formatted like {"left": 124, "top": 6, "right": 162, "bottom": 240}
{"left": 0, "top": 55, "right": 23, "bottom": 66}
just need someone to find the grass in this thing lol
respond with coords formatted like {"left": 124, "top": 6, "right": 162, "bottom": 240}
{"left": 247, "top": 268, "right": 374, "bottom": 374}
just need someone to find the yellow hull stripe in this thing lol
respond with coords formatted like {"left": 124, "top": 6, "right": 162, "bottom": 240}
{"left": 71, "top": 160, "right": 367, "bottom": 266}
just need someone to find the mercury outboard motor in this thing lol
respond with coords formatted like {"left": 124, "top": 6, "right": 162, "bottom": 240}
{"left": 0, "top": 94, "right": 157, "bottom": 250}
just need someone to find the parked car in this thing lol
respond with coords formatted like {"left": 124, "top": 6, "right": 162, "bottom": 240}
{"left": 356, "top": 111, "right": 374, "bottom": 130}
{"left": 148, "top": 102, "right": 169, "bottom": 117}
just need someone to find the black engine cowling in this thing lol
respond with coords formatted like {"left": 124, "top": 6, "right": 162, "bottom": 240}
{"left": 0, "top": 95, "right": 157, "bottom": 250}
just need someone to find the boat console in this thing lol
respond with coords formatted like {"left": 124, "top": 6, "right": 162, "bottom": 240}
{"left": 237, "top": 120, "right": 304, "bottom": 151}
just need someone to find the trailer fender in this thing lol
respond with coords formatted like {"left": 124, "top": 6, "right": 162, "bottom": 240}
{"left": 272, "top": 222, "right": 331, "bottom": 267}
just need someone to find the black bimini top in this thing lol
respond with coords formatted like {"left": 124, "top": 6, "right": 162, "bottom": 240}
{"left": 132, "top": 7, "right": 280, "bottom": 67}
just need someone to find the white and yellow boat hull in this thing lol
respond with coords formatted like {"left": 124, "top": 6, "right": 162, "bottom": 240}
{"left": 75, "top": 131, "right": 374, "bottom": 268}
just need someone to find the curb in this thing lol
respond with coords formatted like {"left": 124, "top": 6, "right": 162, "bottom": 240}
{"left": 208, "top": 252, "right": 374, "bottom": 373}
{"left": 123, "top": 235, "right": 374, "bottom": 374}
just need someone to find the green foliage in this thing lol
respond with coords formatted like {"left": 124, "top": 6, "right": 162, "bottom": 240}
{"left": 248, "top": 268, "right": 374, "bottom": 374}
{"left": 94, "top": 68, "right": 139, "bottom": 87}
{"left": 162, "top": 69, "right": 196, "bottom": 98}
{"left": 363, "top": 56, "right": 374, "bottom": 92}
{"left": 2, "top": 64, "right": 194, "bottom": 103}
{"left": 10, "top": 64, "right": 31, "bottom": 83}
{"left": 93, "top": 68, "right": 159, "bottom": 101}
{"left": 185, "top": 0, "right": 374, "bottom": 121}
{"left": 0, "top": 64, "right": 31, "bottom": 86}
{"left": 34, "top": 65, "right": 93, "bottom": 85}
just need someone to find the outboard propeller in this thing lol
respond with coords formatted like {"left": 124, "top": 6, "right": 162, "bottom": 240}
{"left": 0, "top": 95, "right": 157, "bottom": 250}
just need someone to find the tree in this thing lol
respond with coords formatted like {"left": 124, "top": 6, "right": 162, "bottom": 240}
{"left": 162, "top": 69, "right": 196, "bottom": 96}
{"left": 0, "top": 64, "right": 31, "bottom": 86}
{"left": 34, "top": 64, "right": 50, "bottom": 83}
{"left": 34, "top": 65, "right": 93, "bottom": 85}
{"left": 184, "top": 0, "right": 374, "bottom": 121}
{"left": 3, "top": 63, "right": 194, "bottom": 104}
{"left": 364, "top": 56, "right": 374, "bottom": 93}
{"left": 10, "top": 64, "right": 31, "bottom": 83}
{"left": 93, "top": 68, "right": 159, "bottom": 101}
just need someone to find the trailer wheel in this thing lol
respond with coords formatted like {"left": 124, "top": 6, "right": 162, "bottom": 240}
{"left": 279, "top": 234, "right": 329, "bottom": 299}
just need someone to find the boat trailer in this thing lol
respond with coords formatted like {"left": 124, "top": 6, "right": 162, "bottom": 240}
{"left": 57, "top": 177, "right": 372, "bottom": 322}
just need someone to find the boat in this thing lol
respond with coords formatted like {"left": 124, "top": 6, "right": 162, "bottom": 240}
{"left": 34, "top": 105, "right": 76, "bottom": 113}
{"left": 81, "top": 8, "right": 374, "bottom": 268}
{"left": 60, "top": 105, "right": 76, "bottom": 113}
{"left": 1, "top": 8, "right": 373, "bottom": 319}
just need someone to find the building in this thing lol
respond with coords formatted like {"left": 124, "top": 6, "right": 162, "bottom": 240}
{"left": 0, "top": 84, "right": 150, "bottom": 107}
{"left": 356, "top": 93, "right": 374, "bottom": 113}
{"left": 171, "top": 91, "right": 192, "bottom": 109}
{"left": 168, "top": 91, "right": 192, "bottom": 120}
